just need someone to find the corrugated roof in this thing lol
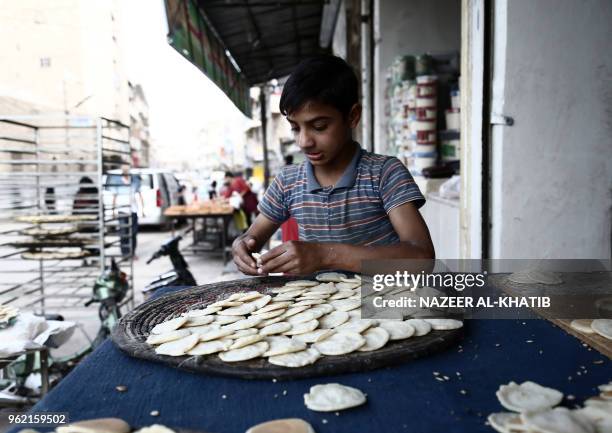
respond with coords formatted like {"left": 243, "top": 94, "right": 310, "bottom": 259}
{"left": 197, "top": 0, "right": 329, "bottom": 85}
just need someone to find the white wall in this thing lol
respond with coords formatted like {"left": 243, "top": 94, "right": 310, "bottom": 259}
{"left": 490, "top": 0, "right": 612, "bottom": 259}
{"left": 374, "top": 0, "right": 461, "bottom": 155}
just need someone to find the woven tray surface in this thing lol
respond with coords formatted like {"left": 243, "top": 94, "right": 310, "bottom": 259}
{"left": 112, "top": 276, "right": 463, "bottom": 380}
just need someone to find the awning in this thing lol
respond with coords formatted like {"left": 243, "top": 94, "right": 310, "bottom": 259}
{"left": 164, "top": 0, "right": 330, "bottom": 116}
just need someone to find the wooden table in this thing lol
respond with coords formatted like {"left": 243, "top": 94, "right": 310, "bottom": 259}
{"left": 164, "top": 205, "right": 234, "bottom": 265}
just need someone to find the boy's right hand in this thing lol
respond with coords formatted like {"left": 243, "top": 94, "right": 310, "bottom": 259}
{"left": 232, "top": 235, "right": 259, "bottom": 275}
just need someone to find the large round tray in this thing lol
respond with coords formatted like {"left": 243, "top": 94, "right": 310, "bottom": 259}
{"left": 112, "top": 276, "right": 464, "bottom": 380}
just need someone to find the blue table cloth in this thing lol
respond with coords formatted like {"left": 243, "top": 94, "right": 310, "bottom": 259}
{"left": 10, "top": 286, "right": 611, "bottom": 433}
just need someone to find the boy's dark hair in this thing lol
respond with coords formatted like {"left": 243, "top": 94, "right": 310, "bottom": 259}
{"left": 279, "top": 55, "right": 359, "bottom": 118}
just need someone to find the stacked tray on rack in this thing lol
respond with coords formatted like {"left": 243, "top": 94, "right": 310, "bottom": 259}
{"left": 12, "top": 214, "right": 100, "bottom": 260}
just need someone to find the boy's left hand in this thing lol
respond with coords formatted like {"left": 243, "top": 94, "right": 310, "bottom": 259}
{"left": 258, "top": 241, "right": 324, "bottom": 275}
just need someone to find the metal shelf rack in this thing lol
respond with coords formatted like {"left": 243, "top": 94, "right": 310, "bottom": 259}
{"left": 0, "top": 115, "right": 134, "bottom": 314}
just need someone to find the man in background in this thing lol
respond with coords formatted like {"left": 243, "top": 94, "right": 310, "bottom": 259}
{"left": 111, "top": 164, "right": 145, "bottom": 258}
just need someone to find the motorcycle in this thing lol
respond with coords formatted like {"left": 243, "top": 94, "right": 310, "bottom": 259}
{"left": 142, "top": 234, "right": 196, "bottom": 299}
{"left": 0, "top": 258, "right": 128, "bottom": 405}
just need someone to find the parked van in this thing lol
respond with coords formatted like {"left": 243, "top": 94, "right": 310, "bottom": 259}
{"left": 104, "top": 169, "right": 181, "bottom": 228}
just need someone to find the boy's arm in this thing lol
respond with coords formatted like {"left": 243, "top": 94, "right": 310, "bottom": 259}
{"left": 232, "top": 213, "right": 281, "bottom": 275}
{"left": 259, "top": 202, "right": 434, "bottom": 275}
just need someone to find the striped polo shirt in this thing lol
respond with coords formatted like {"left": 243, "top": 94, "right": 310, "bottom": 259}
{"left": 258, "top": 143, "right": 425, "bottom": 246}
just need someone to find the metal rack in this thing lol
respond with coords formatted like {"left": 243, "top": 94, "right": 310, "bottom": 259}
{"left": 0, "top": 115, "right": 134, "bottom": 314}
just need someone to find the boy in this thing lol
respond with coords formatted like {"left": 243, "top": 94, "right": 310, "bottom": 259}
{"left": 232, "top": 55, "right": 434, "bottom": 276}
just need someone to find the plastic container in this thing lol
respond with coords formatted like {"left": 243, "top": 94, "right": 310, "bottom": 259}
{"left": 413, "top": 120, "right": 436, "bottom": 131}
{"left": 415, "top": 107, "right": 436, "bottom": 120}
{"left": 441, "top": 138, "right": 460, "bottom": 161}
{"left": 416, "top": 130, "right": 436, "bottom": 144}
{"left": 451, "top": 89, "right": 460, "bottom": 109}
{"left": 445, "top": 108, "right": 461, "bottom": 131}
{"left": 415, "top": 144, "right": 437, "bottom": 154}
{"left": 416, "top": 97, "right": 436, "bottom": 108}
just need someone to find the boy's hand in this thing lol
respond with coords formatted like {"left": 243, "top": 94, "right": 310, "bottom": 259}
{"left": 259, "top": 241, "right": 324, "bottom": 275}
{"left": 232, "top": 235, "right": 259, "bottom": 275}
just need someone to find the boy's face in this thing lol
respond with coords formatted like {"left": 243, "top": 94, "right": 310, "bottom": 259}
{"left": 287, "top": 100, "right": 361, "bottom": 167}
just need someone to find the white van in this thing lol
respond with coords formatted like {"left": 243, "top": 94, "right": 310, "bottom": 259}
{"left": 104, "top": 169, "right": 181, "bottom": 227}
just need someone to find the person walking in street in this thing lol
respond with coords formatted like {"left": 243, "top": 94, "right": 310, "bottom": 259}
{"left": 111, "top": 164, "right": 145, "bottom": 259}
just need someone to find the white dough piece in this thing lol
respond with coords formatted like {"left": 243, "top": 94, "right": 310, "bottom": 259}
{"left": 292, "top": 329, "right": 335, "bottom": 344}
{"left": 583, "top": 398, "right": 612, "bottom": 419}
{"left": 252, "top": 308, "right": 286, "bottom": 320}
{"left": 228, "top": 328, "right": 258, "bottom": 339}
{"left": 224, "top": 316, "right": 264, "bottom": 331}
{"left": 155, "top": 334, "right": 199, "bottom": 356}
{"left": 210, "top": 299, "right": 243, "bottom": 308}
{"left": 335, "top": 282, "right": 361, "bottom": 291}
{"left": 187, "top": 339, "right": 232, "bottom": 355}
{"left": 520, "top": 407, "right": 594, "bottom": 433}
{"left": 273, "top": 290, "right": 305, "bottom": 300}
{"left": 309, "top": 304, "right": 335, "bottom": 315}
{"left": 270, "top": 286, "right": 306, "bottom": 294}
{"left": 151, "top": 317, "right": 188, "bottom": 335}
{"left": 378, "top": 321, "right": 415, "bottom": 340}
{"left": 234, "top": 291, "right": 263, "bottom": 302}
{"left": 197, "top": 327, "right": 234, "bottom": 342}
{"left": 313, "top": 331, "right": 365, "bottom": 355}
{"left": 282, "top": 319, "right": 319, "bottom": 336}
{"left": 257, "top": 316, "right": 285, "bottom": 328}
{"left": 309, "top": 283, "right": 338, "bottom": 295}
{"left": 340, "top": 276, "right": 361, "bottom": 283}
{"left": 288, "top": 309, "right": 325, "bottom": 324}
{"left": 280, "top": 306, "right": 310, "bottom": 319}
{"left": 304, "top": 383, "right": 366, "bottom": 412}
{"left": 187, "top": 324, "right": 220, "bottom": 335}
{"left": 230, "top": 335, "right": 263, "bottom": 350}
{"left": 215, "top": 315, "right": 245, "bottom": 325}
{"left": 316, "top": 272, "right": 348, "bottom": 282}
{"left": 507, "top": 271, "right": 535, "bottom": 284}
{"left": 298, "top": 293, "right": 331, "bottom": 300}
{"left": 219, "top": 341, "right": 269, "bottom": 362}
{"left": 183, "top": 315, "right": 215, "bottom": 327}
{"left": 526, "top": 270, "right": 563, "bottom": 285}
{"left": 183, "top": 306, "right": 222, "bottom": 317}
{"left": 404, "top": 319, "right": 432, "bottom": 336}
{"left": 336, "top": 319, "right": 374, "bottom": 334}
{"left": 133, "top": 424, "right": 176, "bottom": 433}
{"left": 319, "top": 311, "right": 350, "bottom": 329}
{"left": 423, "top": 318, "right": 464, "bottom": 330}
{"left": 570, "top": 319, "right": 595, "bottom": 335}
{"left": 357, "top": 327, "right": 390, "bottom": 352}
{"left": 285, "top": 280, "right": 319, "bottom": 287}
{"left": 259, "top": 321, "right": 292, "bottom": 336}
{"left": 330, "top": 299, "right": 361, "bottom": 312}
{"left": 268, "top": 347, "right": 321, "bottom": 368}
{"left": 220, "top": 303, "right": 258, "bottom": 316}
{"left": 496, "top": 381, "right": 564, "bottom": 413}
{"left": 249, "top": 295, "right": 272, "bottom": 309}
{"left": 252, "top": 302, "right": 292, "bottom": 314}
{"left": 487, "top": 412, "right": 526, "bottom": 433}
{"left": 330, "top": 291, "right": 356, "bottom": 300}
{"left": 591, "top": 319, "right": 612, "bottom": 340}
{"left": 599, "top": 382, "right": 612, "bottom": 393}
{"left": 146, "top": 329, "right": 191, "bottom": 345}
{"left": 292, "top": 299, "right": 325, "bottom": 307}
{"left": 263, "top": 336, "right": 306, "bottom": 357}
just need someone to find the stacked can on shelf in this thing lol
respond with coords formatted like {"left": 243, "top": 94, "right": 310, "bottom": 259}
{"left": 411, "top": 75, "right": 438, "bottom": 175}
{"left": 441, "top": 87, "right": 461, "bottom": 165}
